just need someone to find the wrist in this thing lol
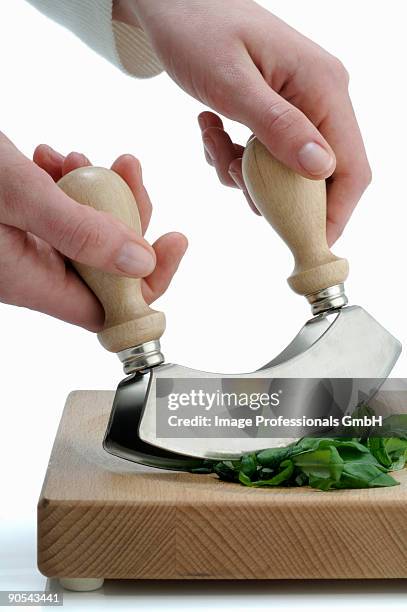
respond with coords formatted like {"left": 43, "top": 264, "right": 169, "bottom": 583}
{"left": 112, "top": 0, "right": 140, "bottom": 27}
{"left": 129, "top": 0, "right": 172, "bottom": 28}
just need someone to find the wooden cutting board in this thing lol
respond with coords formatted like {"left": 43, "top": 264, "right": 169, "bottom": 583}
{"left": 38, "top": 391, "right": 407, "bottom": 582}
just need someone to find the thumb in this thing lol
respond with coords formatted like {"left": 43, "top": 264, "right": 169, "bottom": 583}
{"left": 1, "top": 163, "right": 156, "bottom": 278}
{"left": 236, "top": 71, "right": 336, "bottom": 179}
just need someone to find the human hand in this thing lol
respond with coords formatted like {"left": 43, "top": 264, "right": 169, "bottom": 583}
{"left": 119, "top": 0, "right": 371, "bottom": 245}
{"left": 0, "top": 134, "right": 187, "bottom": 331}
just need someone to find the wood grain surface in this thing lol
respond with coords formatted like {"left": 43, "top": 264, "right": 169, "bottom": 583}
{"left": 242, "top": 138, "right": 349, "bottom": 296}
{"left": 37, "top": 391, "right": 407, "bottom": 580}
{"left": 57, "top": 167, "right": 165, "bottom": 353}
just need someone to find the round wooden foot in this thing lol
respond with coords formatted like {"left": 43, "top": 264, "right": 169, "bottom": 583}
{"left": 59, "top": 578, "right": 104, "bottom": 591}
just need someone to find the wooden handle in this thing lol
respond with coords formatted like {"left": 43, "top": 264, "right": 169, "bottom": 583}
{"left": 57, "top": 167, "right": 165, "bottom": 353}
{"left": 242, "top": 137, "right": 349, "bottom": 296}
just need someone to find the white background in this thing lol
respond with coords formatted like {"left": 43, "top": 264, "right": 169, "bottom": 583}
{"left": 0, "top": 0, "right": 406, "bottom": 609}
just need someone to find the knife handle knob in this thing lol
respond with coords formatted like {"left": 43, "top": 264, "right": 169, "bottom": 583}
{"left": 242, "top": 137, "right": 349, "bottom": 297}
{"left": 57, "top": 167, "right": 165, "bottom": 353}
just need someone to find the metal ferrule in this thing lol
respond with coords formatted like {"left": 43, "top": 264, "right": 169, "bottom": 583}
{"left": 306, "top": 283, "right": 348, "bottom": 316}
{"left": 118, "top": 340, "right": 164, "bottom": 374}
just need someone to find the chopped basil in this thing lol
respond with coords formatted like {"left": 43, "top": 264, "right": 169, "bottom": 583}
{"left": 191, "top": 408, "right": 407, "bottom": 490}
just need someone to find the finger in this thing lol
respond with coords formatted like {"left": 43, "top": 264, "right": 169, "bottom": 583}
{"left": 61, "top": 152, "right": 154, "bottom": 235}
{"left": 326, "top": 176, "right": 365, "bottom": 246}
{"left": 0, "top": 223, "right": 104, "bottom": 331}
{"left": 201, "top": 127, "right": 240, "bottom": 187}
{"left": 232, "top": 60, "right": 336, "bottom": 179}
{"left": 63, "top": 152, "right": 154, "bottom": 236}
{"left": 198, "top": 119, "right": 259, "bottom": 214}
{"left": 201, "top": 128, "right": 244, "bottom": 186}
{"left": 199, "top": 112, "right": 224, "bottom": 167}
{"left": 33, "top": 144, "right": 64, "bottom": 181}
{"left": 233, "top": 143, "right": 245, "bottom": 157}
{"left": 199, "top": 113, "right": 245, "bottom": 160}
{"left": 111, "top": 154, "right": 153, "bottom": 234}
{"left": 228, "top": 158, "right": 260, "bottom": 215}
{"left": 0, "top": 156, "right": 156, "bottom": 278}
{"left": 142, "top": 232, "right": 188, "bottom": 304}
{"left": 204, "top": 147, "right": 214, "bottom": 166}
{"left": 317, "top": 94, "right": 371, "bottom": 245}
{"left": 62, "top": 151, "right": 91, "bottom": 175}
{"left": 198, "top": 111, "right": 224, "bottom": 131}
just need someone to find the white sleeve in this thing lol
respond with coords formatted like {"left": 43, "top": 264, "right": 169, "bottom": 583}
{"left": 25, "top": 0, "right": 163, "bottom": 79}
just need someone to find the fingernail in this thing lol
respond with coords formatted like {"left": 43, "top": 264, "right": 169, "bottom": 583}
{"left": 132, "top": 157, "right": 142, "bottom": 179}
{"left": 198, "top": 114, "right": 208, "bottom": 130}
{"left": 228, "top": 168, "right": 260, "bottom": 214}
{"left": 45, "top": 145, "right": 64, "bottom": 160}
{"left": 228, "top": 167, "right": 244, "bottom": 190}
{"left": 70, "top": 151, "right": 89, "bottom": 165}
{"left": 116, "top": 242, "right": 155, "bottom": 276}
{"left": 203, "top": 135, "right": 216, "bottom": 160}
{"left": 245, "top": 193, "right": 261, "bottom": 215}
{"left": 297, "top": 142, "right": 334, "bottom": 176}
{"left": 204, "top": 148, "right": 213, "bottom": 165}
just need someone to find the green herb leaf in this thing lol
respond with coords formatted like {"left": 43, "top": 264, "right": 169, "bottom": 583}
{"left": 368, "top": 437, "right": 393, "bottom": 468}
{"left": 379, "top": 415, "right": 407, "bottom": 440}
{"left": 239, "top": 452, "right": 258, "bottom": 478}
{"left": 240, "top": 459, "right": 295, "bottom": 487}
{"left": 256, "top": 445, "right": 293, "bottom": 468}
{"left": 336, "top": 462, "right": 398, "bottom": 489}
{"left": 384, "top": 437, "right": 407, "bottom": 470}
{"left": 293, "top": 444, "right": 344, "bottom": 482}
{"left": 213, "top": 461, "right": 238, "bottom": 482}
{"left": 196, "top": 408, "right": 407, "bottom": 491}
